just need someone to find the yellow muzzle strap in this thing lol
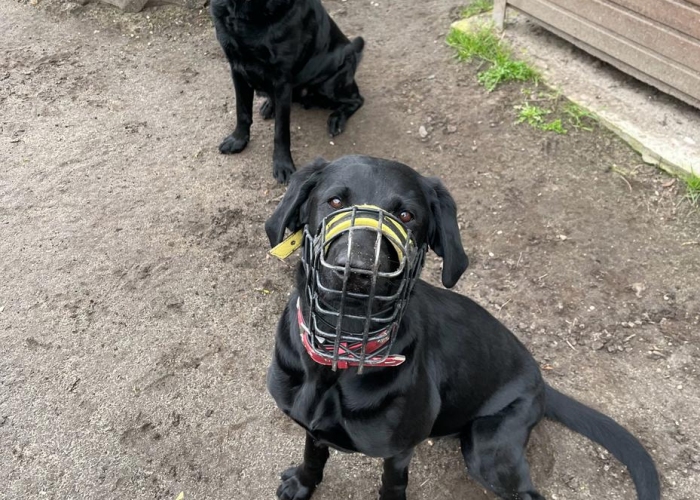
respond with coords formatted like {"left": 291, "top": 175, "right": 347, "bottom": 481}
{"left": 270, "top": 229, "right": 304, "bottom": 260}
{"left": 269, "top": 205, "right": 410, "bottom": 261}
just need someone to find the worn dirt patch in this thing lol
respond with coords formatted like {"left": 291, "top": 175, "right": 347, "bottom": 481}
{"left": 1, "top": 1, "right": 699, "bottom": 499}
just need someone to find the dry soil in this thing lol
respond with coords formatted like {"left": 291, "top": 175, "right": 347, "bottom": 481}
{"left": 1, "top": 1, "right": 699, "bottom": 499}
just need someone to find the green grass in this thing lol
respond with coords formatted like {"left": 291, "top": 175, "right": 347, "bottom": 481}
{"left": 515, "top": 103, "right": 567, "bottom": 134}
{"left": 540, "top": 118, "right": 566, "bottom": 134}
{"left": 515, "top": 103, "right": 549, "bottom": 126}
{"left": 564, "top": 103, "right": 596, "bottom": 131}
{"left": 685, "top": 174, "right": 700, "bottom": 207}
{"left": 461, "top": 0, "right": 493, "bottom": 18}
{"left": 478, "top": 59, "right": 539, "bottom": 92}
{"left": 447, "top": 26, "right": 595, "bottom": 134}
{"left": 447, "top": 27, "right": 501, "bottom": 61}
{"left": 447, "top": 27, "right": 539, "bottom": 91}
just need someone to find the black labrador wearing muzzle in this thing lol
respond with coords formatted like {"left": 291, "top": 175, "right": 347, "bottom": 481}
{"left": 264, "top": 156, "right": 660, "bottom": 500}
{"left": 210, "top": 0, "right": 364, "bottom": 184}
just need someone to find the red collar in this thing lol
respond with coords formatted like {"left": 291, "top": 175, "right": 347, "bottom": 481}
{"left": 296, "top": 300, "right": 405, "bottom": 369}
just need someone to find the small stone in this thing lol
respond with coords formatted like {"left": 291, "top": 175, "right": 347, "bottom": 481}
{"left": 446, "top": 124, "right": 457, "bottom": 134}
{"left": 631, "top": 282, "right": 646, "bottom": 297}
{"left": 418, "top": 126, "right": 428, "bottom": 138}
{"left": 591, "top": 341, "right": 605, "bottom": 350}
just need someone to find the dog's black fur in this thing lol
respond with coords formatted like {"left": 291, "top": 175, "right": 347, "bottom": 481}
{"left": 264, "top": 156, "right": 661, "bottom": 500}
{"left": 210, "top": 0, "right": 365, "bottom": 184}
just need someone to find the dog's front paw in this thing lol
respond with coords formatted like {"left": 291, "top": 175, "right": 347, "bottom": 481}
{"left": 272, "top": 156, "right": 296, "bottom": 184}
{"left": 260, "top": 99, "right": 275, "bottom": 120}
{"left": 277, "top": 466, "right": 316, "bottom": 500}
{"left": 218, "top": 131, "right": 249, "bottom": 154}
{"left": 327, "top": 112, "right": 347, "bottom": 137}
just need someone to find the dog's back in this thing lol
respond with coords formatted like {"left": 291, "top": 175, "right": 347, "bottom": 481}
{"left": 211, "top": 0, "right": 364, "bottom": 90}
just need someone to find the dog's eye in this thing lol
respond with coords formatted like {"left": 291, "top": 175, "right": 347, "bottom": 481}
{"left": 399, "top": 211, "right": 413, "bottom": 223}
{"left": 328, "top": 197, "right": 343, "bottom": 209}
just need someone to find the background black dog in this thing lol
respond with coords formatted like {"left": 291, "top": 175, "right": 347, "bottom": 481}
{"left": 264, "top": 156, "right": 660, "bottom": 500}
{"left": 210, "top": 0, "right": 365, "bottom": 184}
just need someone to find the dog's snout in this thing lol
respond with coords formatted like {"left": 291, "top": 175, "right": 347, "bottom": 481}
{"left": 326, "top": 230, "right": 397, "bottom": 273}
{"left": 333, "top": 245, "right": 376, "bottom": 271}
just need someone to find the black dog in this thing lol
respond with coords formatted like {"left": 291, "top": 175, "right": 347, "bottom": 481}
{"left": 264, "top": 156, "right": 660, "bottom": 500}
{"left": 210, "top": 0, "right": 365, "bottom": 184}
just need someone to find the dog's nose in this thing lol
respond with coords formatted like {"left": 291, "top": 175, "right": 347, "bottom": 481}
{"left": 328, "top": 231, "right": 396, "bottom": 272}
{"left": 333, "top": 245, "right": 376, "bottom": 271}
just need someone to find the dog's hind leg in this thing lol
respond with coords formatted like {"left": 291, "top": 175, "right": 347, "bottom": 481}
{"left": 379, "top": 448, "right": 415, "bottom": 500}
{"left": 219, "top": 69, "right": 254, "bottom": 155}
{"left": 327, "top": 80, "right": 364, "bottom": 137}
{"left": 318, "top": 39, "right": 365, "bottom": 137}
{"left": 277, "top": 433, "right": 329, "bottom": 500}
{"left": 260, "top": 98, "right": 275, "bottom": 120}
{"left": 460, "top": 395, "right": 546, "bottom": 500}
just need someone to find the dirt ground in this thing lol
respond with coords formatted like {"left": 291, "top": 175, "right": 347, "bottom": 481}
{"left": 1, "top": 0, "right": 699, "bottom": 499}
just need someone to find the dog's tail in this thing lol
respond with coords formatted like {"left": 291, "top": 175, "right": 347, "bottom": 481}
{"left": 545, "top": 384, "right": 660, "bottom": 500}
{"left": 351, "top": 36, "right": 365, "bottom": 54}
{"left": 349, "top": 36, "right": 365, "bottom": 65}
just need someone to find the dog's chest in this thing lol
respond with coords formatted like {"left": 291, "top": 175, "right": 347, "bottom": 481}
{"left": 270, "top": 361, "right": 433, "bottom": 457}
{"left": 279, "top": 373, "right": 358, "bottom": 452}
{"left": 217, "top": 14, "right": 298, "bottom": 72}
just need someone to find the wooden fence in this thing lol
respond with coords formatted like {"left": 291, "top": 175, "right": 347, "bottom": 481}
{"left": 494, "top": 0, "right": 700, "bottom": 109}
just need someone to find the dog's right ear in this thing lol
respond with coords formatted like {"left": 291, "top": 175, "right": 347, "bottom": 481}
{"left": 265, "top": 158, "right": 328, "bottom": 247}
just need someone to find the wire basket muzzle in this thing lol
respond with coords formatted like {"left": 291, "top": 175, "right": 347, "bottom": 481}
{"left": 300, "top": 205, "right": 426, "bottom": 372}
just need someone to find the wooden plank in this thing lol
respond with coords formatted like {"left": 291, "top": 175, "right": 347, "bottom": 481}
{"left": 507, "top": 0, "right": 700, "bottom": 104}
{"left": 493, "top": 0, "right": 507, "bottom": 30}
{"left": 548, "top": 0, "right": 700, "bottom": 73}
{"left": 609, "top": 0, "right": 700, "bottom": 40}
{"left": 509, "top": 12, "right": 700, "bottom": 109}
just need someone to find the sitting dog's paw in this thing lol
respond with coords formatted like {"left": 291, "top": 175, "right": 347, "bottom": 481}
{"left": 272, "top": 156, "right": 296, "bottom": 184}
{"left": 277, "top": 466, "right": 315, "bottom": 500}
{"left": 327, "top": 112, "right": 347, "bottom": 137}
{"left": 218, "top": 132, "right": 249, "bottom": 154}
{"left": 260, "top": 99, "right": 275, "bottom": 120}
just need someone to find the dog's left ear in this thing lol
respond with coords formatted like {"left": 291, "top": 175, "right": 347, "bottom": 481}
{"left": 422, "top": 177, "right": 469, "bottom": 288}
{"left": 265, "top": 158, "right": 328, "bottom": 247}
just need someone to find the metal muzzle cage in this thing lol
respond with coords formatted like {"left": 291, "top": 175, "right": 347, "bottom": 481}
{"left": 300, "top": 205, "right": 426, "bottom": 372}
